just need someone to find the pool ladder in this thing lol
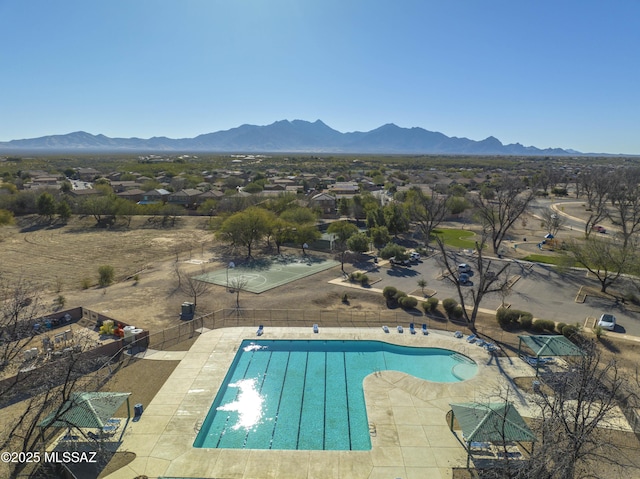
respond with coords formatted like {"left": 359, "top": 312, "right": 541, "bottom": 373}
{"left": 194, "top": 418, "right": 203, "bottom": 433}
{"left": 369, "top": 422, "right": 377, "bottom": 437}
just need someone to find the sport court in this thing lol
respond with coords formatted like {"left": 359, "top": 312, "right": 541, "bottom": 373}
{"left": 193, "top": 255, "right": 339, "bottom": 293}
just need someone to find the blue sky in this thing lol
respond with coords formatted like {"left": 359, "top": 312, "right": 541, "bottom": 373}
{"left": 1, "top": 0, "right": 639, "bottom": 154}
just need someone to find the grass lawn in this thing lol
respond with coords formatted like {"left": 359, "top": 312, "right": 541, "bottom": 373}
{"left": 521, "top": 253, "right": 577, "bottom": 266}
{"left": 432, "top": 228, "right": 478, "bottom": 249}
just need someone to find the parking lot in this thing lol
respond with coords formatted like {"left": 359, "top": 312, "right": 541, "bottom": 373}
{"left": 369, "top": 253, "right": 638, "bottom": 336}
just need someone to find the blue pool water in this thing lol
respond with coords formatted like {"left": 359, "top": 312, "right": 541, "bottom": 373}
{"left": 193, "top": 340, "right": 477, "bottom": 450}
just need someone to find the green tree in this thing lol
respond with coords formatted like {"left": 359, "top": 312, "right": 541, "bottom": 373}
{"left": 293, "top": 224, "right": 321, "bottom": 255}
{"left": 568, "top": 236, "right": 634, "bottom": 293}
{"left": 369, "top": 225, "right": 391, "bottom": 250}
{"left": 347, "top": 232, "right": 370, "bottom": 253}
{"left": 217, "top": 207, "right": 274, "bottom": 258}
{"left": 36, "top": 192, "right": 56, "bottom": 222}
{"left": 383, "top": 202, "right": 410, "bottom": 237}
{"left": 280, "top": 206, "right": 317, "bottom": 225}
{"left": 328, "top": 220, "right": 359, "bottom": 271}
{"left": 56, "top": 200, "right": 72, "bottom": 222}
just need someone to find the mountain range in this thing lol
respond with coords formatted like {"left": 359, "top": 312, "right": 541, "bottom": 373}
{"left": 0, "top": 119, "right": 582, "bottom": 155}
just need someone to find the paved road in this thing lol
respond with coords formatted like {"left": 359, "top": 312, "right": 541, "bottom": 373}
{"left": 367, "top": 254, "right": 638, "bottom": 336}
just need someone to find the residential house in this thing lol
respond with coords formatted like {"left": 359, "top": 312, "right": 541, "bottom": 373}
{"left": 116, "top": 188, "right": 146, "bottom": 203}
{"left": 168, "top": 189, "right": 204, "bottom": 208}
{"left": 310, "top": 192, "right": 337, "bottom": 217}
{"left": 139, "top": 189, "right": 171, "bottom": 205}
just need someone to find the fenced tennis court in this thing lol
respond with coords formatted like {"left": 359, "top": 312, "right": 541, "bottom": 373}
{"left": 193, "top": 254, "right": 340, "bottom": 293}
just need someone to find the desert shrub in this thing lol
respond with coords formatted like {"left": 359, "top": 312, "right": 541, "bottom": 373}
{"left": 98, "top": 265, "right": 115, "bottom": 287}
{"left": 519, "top": 315, "right": 533, "bottom": 330}
{"left": 450, "top": 305, "right": 464, "bottom": 320}
{"left": 531, "top": 320, "right": 545, "bottom": 333}
{"left": 394, "top": 290, "right": 407, "bottom": 302}
{"left": 422, "top": 297, "right": 439, "bottom": 314}
{"left": 442, "top": 298, "right": 458, "bottom": 314}
{"left": 496, "top": 308, "right": 533, "bottom": 329}
{"left": 348, "top": 272, "right": 369, "bottom": 285}
{"left": 399, "top": 296, "right": 418, "bottom": 310}
{"left": 359, "top": 274, "right": 369, "bottom": 286}
{"left": 562, "top": 324, "right": 580, "bottom": 339}
{"left": 81, "top": 277, "right": 92, "bottom": 290}
{"left": 556, "top": 322, "right": 567, "bottom": 334}
{"left": 382, "top": 286, "right": 397, "bottom": 301}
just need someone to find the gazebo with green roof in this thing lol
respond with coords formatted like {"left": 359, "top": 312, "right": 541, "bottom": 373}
{"left": 517, "top": 334, "right": 584, "bottom": 374}
{"left": 39, "top": 392, "right": 131, "bottom": 432}
{"left": 449, "top": 402, "right": 537, "bottom": 468}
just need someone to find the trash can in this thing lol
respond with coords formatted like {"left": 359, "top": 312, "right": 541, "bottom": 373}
{"left": 134, "top": 403, "right": 144, "bottom": 417}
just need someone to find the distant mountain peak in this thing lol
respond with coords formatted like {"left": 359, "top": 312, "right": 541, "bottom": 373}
{"left": 0, "top": 119, "right": 583, "bottom": 155}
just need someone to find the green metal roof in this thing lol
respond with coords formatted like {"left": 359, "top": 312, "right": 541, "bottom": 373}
{"left": 518, "top": 334, "right": 583, "bottom": 357}
{"left": 450, "top": 402, "right": 536, "bottom": 444}
{"left": 39, "top": 392, "right": 130, "bottom": 429}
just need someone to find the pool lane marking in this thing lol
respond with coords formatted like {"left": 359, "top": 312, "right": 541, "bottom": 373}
{"left": 242, "top": 350, "right": 272, "bottom": 448}
{"left": 295, "top": 351, "right": 310, "bottom": 449}
{"left": 215, "top": 348, "right": 257, "bottom": 448}
{"left": 269, "top": 351, "right": 291, "bottom": 450}
{"left": 342, "top": 351, "right": 353, "bottom": 450}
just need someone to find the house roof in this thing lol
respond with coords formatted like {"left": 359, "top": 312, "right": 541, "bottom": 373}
{"left": 450, "top": 402, "right": 536, "bottom": 444}
{"left": 517, "top": 335, "right": 583, "bottom": 357}
{"left": 39, "top": 392, "right": 130, "bottom": 429}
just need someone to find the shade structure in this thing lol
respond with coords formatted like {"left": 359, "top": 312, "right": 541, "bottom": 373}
{"left": 518, "top": 334, "right": 583, "bottom": 358}
{"left": 450, "top": 402, "right": 536, "bottom": 444}
{"left": 449, "top": 402, "right": 536, "bottom": 468}
{"left": 39, "top": 392, "right": 131, "bottom": 429}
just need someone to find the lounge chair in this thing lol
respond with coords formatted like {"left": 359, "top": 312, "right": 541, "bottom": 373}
{"left": 256, "top": 325, "right": 264, "bottom": 336}
{"left": 313, "top": 324, "right": 319, "bottom": 333}
{"left": 522, "top": 355, "right": 554, "bottom": 367}
{"left": 454, "top": 331, "right": 463, "bottom": 338}
{"left": 484, "top": 342, "right": 498, "bottom": 353}
{"left": 382, "top": 325, "right": 389, "bottom": 333}
{"left": 409, "top": 323, "right": 416, "bottom": 335}
{"left": 422, "top": 324, "right": 428, "bottom": 335}
{"left": 397, "top": 325, "right": 404, "bottom": 333}
{"left": 466, "top": 334, "right": 477, "bottom": 343}
{"left": 476, "top": 339, "right": 486, "bottom": 347}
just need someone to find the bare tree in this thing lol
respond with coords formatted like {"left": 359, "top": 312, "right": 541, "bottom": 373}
{"left": 606, "top": 168, "right": 640, "bottom": 248}
{"left": 521, "top": 340, "right": 633, "bottom": 479}
{"left": 229, "top": 275, "right": 249, "bottom": 308}
{"left": 0, "top": 276, "right": 108, "bottom": 479}
{"left": 472, "top": 176, "right": 535, "bottom": 254}
{"left": 405, "top": 187, "right": 450, "bottom": 248}
{"left": 176, "top": 266, "right": 212, "bottom": 314}
{"left": 540, "top": 207, "right": 566, "bottom": 238}
{"left": 578, "top": 167, "right": 611, "bottom": 239}
{"left": 435, "top": 235, "right": 511, "bottom": 331}
{"left": 567, "top": 236, "right": 634, "bottom": 293}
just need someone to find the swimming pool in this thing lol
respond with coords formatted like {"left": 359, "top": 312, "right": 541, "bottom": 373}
{"left": 193, "top": 339, "right": 477, "bottom": 450}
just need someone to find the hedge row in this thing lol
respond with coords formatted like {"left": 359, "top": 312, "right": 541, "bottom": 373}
{"left": 382, "top": 286, "right": 417, "bottom": 310}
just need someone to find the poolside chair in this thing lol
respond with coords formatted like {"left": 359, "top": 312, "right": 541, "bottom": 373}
{"left": 313, "top": 324, "right": 319, "bottom": 333}
{"left": 466, "top": 334, "right": 477, "bottom": 343}
{"left": 422, "top": 324, "right": 428, "bottom": 335}
{"left": 397, "top": 325, "right": 404, "bottom": 333}
{"left": 409, "top": 323, "right": 416, "bottom": 335}
{"left": 454, "top": 331, "right": 463, "bottom": 339}
{"left": 382, "top": 325, "right": 389, "bottom": 333}
{"left": 256, "top": 325, "right": 264, "bottom": 336}
{"left": 476, "top": 339, "right": 486, "bottom": 347}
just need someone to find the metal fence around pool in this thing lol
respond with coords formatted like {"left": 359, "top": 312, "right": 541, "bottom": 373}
{"left": 142, "top": 308, "right": 469, "bottom": 350}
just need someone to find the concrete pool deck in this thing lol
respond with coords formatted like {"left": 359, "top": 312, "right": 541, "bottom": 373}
{"left": 102, "top": 327, "right": 546, "bottom": 479}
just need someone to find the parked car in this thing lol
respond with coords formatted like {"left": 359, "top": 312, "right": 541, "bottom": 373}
{"left": 597, "top": 313, "right": 616, "bottom": 331}
{"left": 592, "top": 225, "right": 607, "bottom": 234}
{"left": 458, "top": 263, "right": 471, "bottom": 273}
{"left": 459, "top": 273, "right": 471, "bottom": 285}
{"left": 390, "top": 256, "right": 410, "bottom": 266}
{"left": 409, "top": 251, "right": 421, "bottom": 261}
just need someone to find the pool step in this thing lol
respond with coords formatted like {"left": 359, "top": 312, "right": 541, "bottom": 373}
{"left": 451, "top": 353, "right": 475, "bottom": 365}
